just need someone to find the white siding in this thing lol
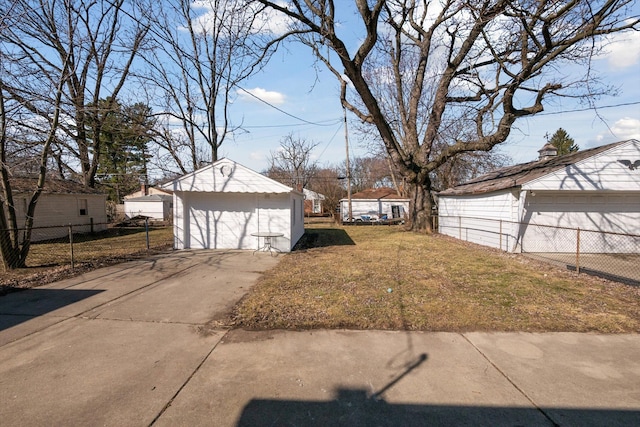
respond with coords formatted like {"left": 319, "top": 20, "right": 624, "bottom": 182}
{"left": 525, "top": 139, "right": 640, "bottom": 191}
{"left": 186, "top": 193, "right": 258, "bottom": 250}
{"left": 168, "top": 159, "right": 304, "bottom": 252}
{"left": 340, "top": 199, "right": 410, "bottom": 221}
{"left": 173, "top": 191, "right": 302, "bottom": 252}
{"left": 124, "top": 200, "right": 169, "bottom": 220}
{"left": 438, "top": 190, "right": 519, "bottom": 251}
{"left": 519, "top": 191, "right": 640, "bottom": 253}
{"left": 10, "top": 193, "right": 107, "bottom": 241}
{"left": 170, "top": 159, "right": 292, "bottom": 194}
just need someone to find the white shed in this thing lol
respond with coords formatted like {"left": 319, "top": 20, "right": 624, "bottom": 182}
{"left": 163, "top": 158, "right": 305, "bottom": 252}
{"left": 340, "top": 187, "right": 410, "bottom": 222}
{"left": 3, "top": 177, "right": 107, "bottom": 241}
{"left": 438, "top": 139, "right": 640, "bottom": 253}
{"left": 124, "top": 194, "right": 173, "bottom": 221}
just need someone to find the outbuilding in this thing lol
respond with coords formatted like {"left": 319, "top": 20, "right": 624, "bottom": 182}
{"left": 437, "top": 139, "right": 640, "bottom": 253}
{"left": 3, "top": 177, "right": 107, "bottom": 241}
{"left": 124, "top": 194, "right": 173, "bottom": 222}
{"left": 340, "top": 187, "right": 410, "bottom": 222}
{"left": 163, "top": 158, "right": 305, "bottom": 252}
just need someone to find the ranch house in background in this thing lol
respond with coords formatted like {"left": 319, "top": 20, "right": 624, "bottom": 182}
{"left": 437, "top": 139, "right": 640, "bottom": 254}
{"left": 303, "top": 189, "right": 325, "bottom": 215}
{"left": 340, "top": 188, "right": 410, "bottom": 222}
{"left": 2, "top": 177, "right": 107, "bottom": 241}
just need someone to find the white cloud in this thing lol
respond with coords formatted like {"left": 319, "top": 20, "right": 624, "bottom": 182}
{"left": 186, "top": 0, "right": 292, "bottom": 36}
{"left": 237, "top": 87, "right": 286, "bottom": 105}
{"left": 609, "top": 117, "right": 640, "bottom": 140}
{"left": 252, "top": 1, "right": 293, "bottom": 36}
{"left": 601, "top": 29, "right": 640, "bottom": 70}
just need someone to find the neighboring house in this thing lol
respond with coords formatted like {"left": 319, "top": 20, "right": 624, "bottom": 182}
{"left": 162, "top": 158, "right": 305, "bottom": 252}
{"left": 123, "top": 194, "right": 173, "bottom": 221}
{"left": 340, "top": 187, "right": 410, "bottom": 222}
{"left": 438, "top": 139, "right": 640, "bottom": 253}
{"left": 303, "top": 189, "right": 325, "bottom": 215}
{"left": 2, "top": 177, "right": 107, "bottom": 241}
{"left": 123, "top": 185, "right": 172, "bottom": 200}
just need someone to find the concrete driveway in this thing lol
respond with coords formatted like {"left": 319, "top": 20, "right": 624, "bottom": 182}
{"left": 1, "top": 250, "right": 639, "bottom": 426}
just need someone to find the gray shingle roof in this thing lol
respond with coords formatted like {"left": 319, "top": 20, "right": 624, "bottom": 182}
{"left": 7, "top": 177, "right": 104, "bottom": 195}
{"left": 438, "top": 140, "right": 629, "bottom": 196}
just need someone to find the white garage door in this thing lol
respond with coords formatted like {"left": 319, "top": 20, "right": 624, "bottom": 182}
{"left": 188, "top": 193, "right": 258, "bottom": 250}
{"left": 522, "top": 192, "right": 640, "bottom": 253}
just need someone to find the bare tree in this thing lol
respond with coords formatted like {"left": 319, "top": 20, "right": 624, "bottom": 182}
{"left": 0, "top": 52, "right": 70, "bottom": 269}
{"left": 256, "top": 0, "right": 639, "bottom": 231}
{"left": 144, "top": 0, "right": 275, "bottom": 174}
{"left": 347, "top": 156, "right": 394, "bottom": 193}
{"left": 267, "top": 133, "right": 320, "bottom": 190}
{"left": 308, "top": 165, "right": 345, "bottom": 220}
{"left": 0, "top": 0, "right": 150, "bottom": 188}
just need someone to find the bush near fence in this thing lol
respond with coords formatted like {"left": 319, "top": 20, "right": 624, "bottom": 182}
{"left": 438, "top": 215, "right": 640, "bottom": 286}
{"left": 1, "top": 223, "right": 174, "bottom": 272}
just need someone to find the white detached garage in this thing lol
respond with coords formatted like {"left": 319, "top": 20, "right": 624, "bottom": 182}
{"left": 163, "top": 159, "right": 305, "bottom": 252}
{"left": 438, "top": 139, "right": 640, "bottom": 253}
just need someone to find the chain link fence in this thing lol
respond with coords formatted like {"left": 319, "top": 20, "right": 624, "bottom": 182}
{"left": 438, "top": 215, "right": 640, "bottom": 285}
{"left": 1, "top": 222, "right": 174, "bottom": 272}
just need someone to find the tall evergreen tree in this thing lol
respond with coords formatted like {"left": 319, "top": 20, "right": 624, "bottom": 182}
{"left": 548, "top": 128, "right": 579, "bottom": 155}
{"left": 89, "top": 99, "right": 155, "bottom": 202}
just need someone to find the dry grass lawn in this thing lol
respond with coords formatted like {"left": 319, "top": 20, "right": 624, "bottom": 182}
{"left": 231, "top": 222, "right": 640, "bottom": 332}
{"left": 1, "top": 226, "right": 173, "bottom": 293}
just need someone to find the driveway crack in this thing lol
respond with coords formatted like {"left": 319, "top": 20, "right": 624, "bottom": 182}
{"left": 148, "top": 329, "right": 231, "bottom": 426}
{"left": 460, "top": 333, "right": 560, "bottom": 427}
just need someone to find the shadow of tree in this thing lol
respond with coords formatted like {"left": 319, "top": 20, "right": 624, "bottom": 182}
{"left": 293, "top": 228, "right": 356, "bottom": 250}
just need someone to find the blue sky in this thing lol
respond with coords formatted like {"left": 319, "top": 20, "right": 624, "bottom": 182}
{"left": 213, "top": 5, "right": 640, "bottom": 173}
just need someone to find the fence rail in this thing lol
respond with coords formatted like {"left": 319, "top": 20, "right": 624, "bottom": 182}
{"left": 438, "top": 215, "right": 640, "bottom": 286}
{"left": 1, "top": 222, "right": 174, "bottom": 274}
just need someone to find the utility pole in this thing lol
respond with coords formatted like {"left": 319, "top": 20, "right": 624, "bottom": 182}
{"left": 343, "top": 106, "right": 352, "bottom": 222}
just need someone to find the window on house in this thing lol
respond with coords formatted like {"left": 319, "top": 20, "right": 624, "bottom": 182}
{"left": 79, "top": 199, "right": 88, "bottom": 216}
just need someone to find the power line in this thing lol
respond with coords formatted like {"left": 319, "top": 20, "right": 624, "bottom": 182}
{"left": 235, "top": 85, "right": 341, "bottom": 126}
{"left": 536, "top": 101, "right": 640, "bottom": 116}
{"left": 244, "top": 118, "right": 342, "bottom": 129}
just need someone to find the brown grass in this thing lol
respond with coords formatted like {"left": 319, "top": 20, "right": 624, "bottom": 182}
{"left": 1, "top": 226, "right": 173, "bottom": 294}
{"left": 231, "top": 223, "right": 640, "bottom": 332}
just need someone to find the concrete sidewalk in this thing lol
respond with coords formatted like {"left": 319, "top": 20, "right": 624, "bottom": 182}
{"left": 0, "top": 251, "right": 639, "bottom": 426}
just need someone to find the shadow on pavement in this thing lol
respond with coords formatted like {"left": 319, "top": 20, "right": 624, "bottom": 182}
{"left": 238, "top": 388, "right": 640, "bottom": 426}
{"left": 0, "top": 288, "right": 103, "bottom": 332}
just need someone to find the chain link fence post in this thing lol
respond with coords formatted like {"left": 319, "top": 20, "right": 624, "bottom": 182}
{"left": 145, "top": 218, "right": 150, "bottom": 250}
{"left": 576, "top": 227, "right": 581, "bottom": 275}
{"left": 68, "top": 224, "right": 74, "bottom": 270}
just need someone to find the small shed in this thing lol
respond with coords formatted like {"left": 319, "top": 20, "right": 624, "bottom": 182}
{"left": 124, "top": 194, "right": 173, "bottom": 221}
{"left": 340, "top": 187, "right": 410, "bottom": 222}
{"left": 3, "top": 177, "right": 107, "bottom": 241}
{"left": 163, "top": 158, "right": 305, "bottom": 252}
{"left": 437, "top": 139, "right": 640, "bottom": 253}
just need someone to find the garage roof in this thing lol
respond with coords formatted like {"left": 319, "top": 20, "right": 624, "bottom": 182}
{"left": 438, "top": 140, "right": 631, "bottom": 196}
{"left": 163, "top": 158, "right": 298, "bottom": 194}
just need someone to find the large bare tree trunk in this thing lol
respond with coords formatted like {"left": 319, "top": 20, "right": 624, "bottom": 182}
{"left": 256, "top": 0, "right": 637, "bottom": 233}
{"left": 408, "top": 178, "right": 435, "bottom": 233}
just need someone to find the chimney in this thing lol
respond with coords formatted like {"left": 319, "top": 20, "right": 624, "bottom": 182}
{"left": 538, "top": 142, "right": 558, "bottom": 161}
{"left": 141, "top": 183, "right": 149, "bottom": 196}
